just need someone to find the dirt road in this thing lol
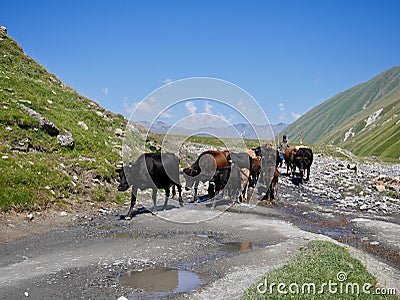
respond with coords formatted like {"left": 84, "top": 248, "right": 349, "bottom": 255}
{"left": 0, "top": 200, "right": 399, "bottom": 299}
{"left": 1, "top": 153, "right": 400, "bottom": 299}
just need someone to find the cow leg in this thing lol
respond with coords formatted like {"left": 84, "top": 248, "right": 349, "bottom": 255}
{"left": 126, "top": 186, "right": 138, "bottom": 219}
{"left": 306, "top": 167, "right": 310, "bottom": 181}
{"left": 275, "top": 182, "right": 279, "bottom": 200}
{"left": 171, "top": 184, "right": 176, "bottom": 198}
{"left": 193, "top": 181, "right": 199, "bottom": 202}
{"left": 152, "top": 188, "right": 158, "bottom": 213}
{"left": 163, "top": 187, "right": 170, "bottom": 210}
{"left": 177, "top": 184, "right": 183, "bottom": 207}
{"left": 208, "top": 181, "right": 216, "bottom": 199}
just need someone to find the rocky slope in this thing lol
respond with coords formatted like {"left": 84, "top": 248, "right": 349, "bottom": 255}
{"left": 0, "top": 27, "right": 135, "bottom": 212}
{"left": 282, "top": 66, "right": 400, "bottom": 162}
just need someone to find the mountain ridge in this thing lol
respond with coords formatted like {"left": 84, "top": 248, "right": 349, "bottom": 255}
{"left": 137, "top": 120, "right": 287, "bottom": 140}
{"left": 281, "top": 66, "right": 400, "bottom": 161}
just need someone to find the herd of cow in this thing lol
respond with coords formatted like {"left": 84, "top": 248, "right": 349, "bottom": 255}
{"left": 118, "top": 145, "right": 313, "bottom": 219}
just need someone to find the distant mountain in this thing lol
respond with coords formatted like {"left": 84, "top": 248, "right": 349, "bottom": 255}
{"left": 281, "top": 66, "right": 400, "bottom": 161}
{"left": 137, "top": 121, "right": 287, "bottom": 140}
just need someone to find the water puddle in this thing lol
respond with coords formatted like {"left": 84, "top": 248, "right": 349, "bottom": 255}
{"left": 219, "top": 241, "right": 255, "bottom": 253}
{"left": 119, "top": 267, "right": 202, "bottom": 295}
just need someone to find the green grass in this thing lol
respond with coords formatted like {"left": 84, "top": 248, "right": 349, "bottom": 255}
{"left": 244, "top": 241, "right": 397, "bottom": 299}
{"left": 0, "top": 29, "right": 132, "bottom": 212}
{"left": 281, "top": 66, "right": 400, "bottom": 162}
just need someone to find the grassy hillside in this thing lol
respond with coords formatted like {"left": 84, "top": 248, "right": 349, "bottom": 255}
{"left": 0, "top": 28, "right": 134, "bottom": 212}
{"left": 281, "top": 67, "right": 400, "bottom": 162}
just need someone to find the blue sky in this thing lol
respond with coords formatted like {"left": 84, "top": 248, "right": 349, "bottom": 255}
{"left": 1, "top": 0, "right": 399, "bottom": 126}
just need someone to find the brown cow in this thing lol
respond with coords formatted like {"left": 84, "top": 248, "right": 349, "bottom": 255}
{"left": 262, "top": 167, "right": 279, "bottom": 200}
{"left": 284, "top": 147, "right": 297, "bottom": 176}
{"left": 249, "top": 156, "right": 261, "bottom": 187}
{"left": 183, "top": 150, "right": 228, "bottom": 202}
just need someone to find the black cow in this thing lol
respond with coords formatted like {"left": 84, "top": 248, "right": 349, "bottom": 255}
{"left": 118, "top": 153, "right": 183, "bottom": 218}
{"left": 294, "top": 147, "right": 313, "bottom": 182}
{"left": 210, "top": 164, "right": 243, "bottom": 207}
{"left": 227, "top": 152, "right": 251, "bottom": 169}
{"left": 259, "top": 146, "right": 279, "bottom": 200}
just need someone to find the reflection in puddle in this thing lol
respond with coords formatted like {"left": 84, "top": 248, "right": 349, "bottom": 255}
{"left": 119, "top": 267, "right": 201, "bottom": 294}
{"left": 219, "top": 242, "right": 254, "bottom": 252}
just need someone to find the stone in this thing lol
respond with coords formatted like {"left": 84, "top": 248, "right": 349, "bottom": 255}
{"left": 27, "top": 213, "right": 34, "bottom": 221}
{"left": 57, "top": 131, "right": 74, "bottom": 148}
{"left": 369, "top": 241, "right": 380, "bottom": 246}
{"left": 359, "top": 204, "right": 369, "bottom": 211}
{"left": 5, "top": 126, "right": 12, "bottom": 131}
{"left": 78, "top": 121, "right": 88, "bottom": 130}
{"left": 59, "top": 211, "right": 68, "bottom": 217}
{"left": 374, "top": 184, "right": 386, "bottom": 192}
{"left": 19, "top": 103, "right": 60, "bottom": 135}
{"left": 114, "top": 128, "right": 124, "bottom": 136}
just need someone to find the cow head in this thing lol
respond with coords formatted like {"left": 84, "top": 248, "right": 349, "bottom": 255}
{"left": 182, "top": 167, "right": 197, "bottom": 188}
{"left": 295, "top": 156, "right": 310, "bottom": 179}
{"left": 117, "top": 168, "right": 130, "bottom": 191}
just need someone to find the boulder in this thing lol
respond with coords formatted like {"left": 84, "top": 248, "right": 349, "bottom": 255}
{"left": 78, "top": 121, "right": 88, "bottom": 130}
{"left": 57, "top": 131, "right": 74, "bottom": 148}
{"left": 114, "top": 128, "right": 124, "bottom": 136}
{"left": 19, "top": 103, "right": 60, "bottom": 135}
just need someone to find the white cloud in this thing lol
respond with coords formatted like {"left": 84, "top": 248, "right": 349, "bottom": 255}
{"left": 291, "top": 112, "right": 302, "bottom": 120}
{"left": 101, "top": 87, "right": 109, "bottom": 95}
{"left": 185, "top": 101, "right": 197, "bottom": 115}
{"left": 279, "top": 103, "right": 285, "bottom": 122}
{"left": 123, "top": 97, "right": 135, "bottom": 114}
{"left": 163, "top": 78, "right": 173, "bottom": 85}
{"left": 204, "top": 101, "right": 213, "bottom": 114}
{"left": 123, "top": 97, "right": 158, "bottom": 115}
{"left": 159, "top": 110, "right": 174, "bottom": 119}
{"left": 237, "top": 100, "right": 252, "bottom": 113}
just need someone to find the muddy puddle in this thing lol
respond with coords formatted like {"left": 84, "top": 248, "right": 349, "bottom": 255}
{"left": 219, "top": 241, "right": 255, "bottom": 253}
{"left": 119, "top": 267, "right": 204, "bottom": 296}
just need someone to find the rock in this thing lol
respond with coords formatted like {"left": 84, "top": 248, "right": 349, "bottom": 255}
{"left": 369, "top": 241, "right": 380, "bottom": 246}
{"left": 359, "top": 204, "right": 369, "bottom": 211}
{"left": 347, "top": 163, "right": 357, "bottom": 172}
{"left": 19, "top": 103, "right": 60, "bottom": 135}
{"left": 78, "top": 121, "right": 88, "bottom": 130}
{"left": 24, "top": 291, "right": 29, "bottom": 297}
{"left": 114, "top": 128, "right": 124, "bottom": 136}
{"left": 374, "top": 184, "right": 386, "bottom": 192}
{"left": 27, "top": 213, "right": 34, "bottom": 221}
{"left": 59, "top": 211, "right": 68, "bottom": 217}
{"left": 57, "top": 131, "right": 74, "bottom": 148}
{"left": 47, "top": 99, "right": 53, "bottom": 104}
{"left": 117, "top": 297, "right": 128, "bottom": 300}
{"left": 5, "top": 126, "right": 12, "bottom": 131}
{"left": 0, "top": 26, "right": 7, "bottom": 34}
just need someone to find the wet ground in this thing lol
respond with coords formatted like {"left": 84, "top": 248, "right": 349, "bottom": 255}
{"left": 0, "top": 158, "right": 399, "bottom": 299}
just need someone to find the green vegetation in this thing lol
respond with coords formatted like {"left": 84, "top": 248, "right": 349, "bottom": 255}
{"left": 0, "top": 29, "right": 130, "bottom": 212}
{"left": 244, "top": 240, "right": 397, "bottom": 299}
{"left": 281, "top": 67, "right": 400, "bottom": 162}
